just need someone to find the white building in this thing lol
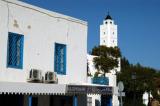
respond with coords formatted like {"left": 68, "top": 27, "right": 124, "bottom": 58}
{"left": 87, "top": 14, "right": 120, "bottom": 106}
{"left": 0, "top": 0, "right": 113, "bottom": 106}
{"left": 100, "top": 14, "right": 117, "bottom": 47}
{"left": 100, "top": 15, "right": 120, "bottom": 73}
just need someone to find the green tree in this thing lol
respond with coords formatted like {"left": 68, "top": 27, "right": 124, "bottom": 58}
{"left": 117, "top": 57, "right": 160, "bottom": 106}
{"left": 91, "top": 45, "right": 121, "bottom": 76}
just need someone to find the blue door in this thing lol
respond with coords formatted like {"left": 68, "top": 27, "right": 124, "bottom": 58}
{"left": 101, "top": 95, "right": 112, "bottom": 106}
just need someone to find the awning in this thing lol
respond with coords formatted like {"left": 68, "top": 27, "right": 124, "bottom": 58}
{"left": 0, "top": 82, "right": 66, "bottom": 95}
{"left": 0, "top": 82, "right": 113, "bottom": 95}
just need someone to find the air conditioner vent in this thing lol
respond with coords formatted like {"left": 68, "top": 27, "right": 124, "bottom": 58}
{"left": 45, "top": 71, "right": 58, "bottom": 83}
{"left": 28, "top": 69, "right": 42, "bottom": 82}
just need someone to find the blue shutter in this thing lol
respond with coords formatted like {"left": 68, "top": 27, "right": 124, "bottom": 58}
{"left": 7, "top": 32, "right": 24, "bottom": 69}
{"left": 29, "top": 96, "right": 32, "bottom": 106}
{"left": 73, "top": 96, "right": 78, "bottom": 106}
{"left": 54, "top": 43, "right": 66, "bottom": 75}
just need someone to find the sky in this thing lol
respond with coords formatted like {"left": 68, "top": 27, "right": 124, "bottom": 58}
{"left": 22, "top": 0, "right": 160, "bottom": 70}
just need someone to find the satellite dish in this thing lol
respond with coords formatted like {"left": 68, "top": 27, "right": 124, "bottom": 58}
{"left": 118, "top": 81, "right": 124, "bottom": 92}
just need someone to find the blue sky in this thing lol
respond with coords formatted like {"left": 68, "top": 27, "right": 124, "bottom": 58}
{"left": 22, "top": 0, "right": 160, "bottom": 70}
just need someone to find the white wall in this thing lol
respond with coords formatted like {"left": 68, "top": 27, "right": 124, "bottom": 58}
{"left": 0, "top": 0, "right": 87, "bottom": 84}
{"left": 100, "top": 19, "right": 117, "bottom": 47}
{"left": 87, "top": 94, "right": 101, "bottom": 106}
{"left": 87, "top": 54, "right": 118, "bottom": 86}
{"left": 87, "top": 54, "right": 119, "bottom": 106}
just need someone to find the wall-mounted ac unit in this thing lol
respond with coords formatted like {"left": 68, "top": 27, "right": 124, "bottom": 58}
{"left": 28, "top": 69, "right": 42, "bottom": 82}
{"left": 45, "top": 71, "right": 58, "bottom": 83}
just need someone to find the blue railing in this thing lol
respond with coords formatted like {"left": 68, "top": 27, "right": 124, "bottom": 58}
{"left": 92, "top": 77, "right": 109, "bottom": 85}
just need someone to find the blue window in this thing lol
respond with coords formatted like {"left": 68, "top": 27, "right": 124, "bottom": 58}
{"left": 7, "top": 32, "right": 24, "bottom": 69}
{"left": 54, "top": 43, "right": 66, "bottom": 75}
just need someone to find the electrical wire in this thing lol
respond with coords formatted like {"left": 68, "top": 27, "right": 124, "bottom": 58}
{"left": 2, "top": 0, "right": 87, "bottom": 26}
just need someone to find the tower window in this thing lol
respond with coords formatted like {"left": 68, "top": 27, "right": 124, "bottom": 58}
{"left": 105, "top": 22, "right": 107, "bottom": 24}
{"left": 104, "top": 32, "right": 105, "bottom": 35}
{"left": 110, "top": 22, "right": 112, "bottom": 24}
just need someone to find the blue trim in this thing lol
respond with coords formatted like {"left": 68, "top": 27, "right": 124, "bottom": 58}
{"left": 7, "top": 32, "right": 24, "bottom": 69}
{"left": 106, "top": 96, "right": 112, "bottom": 106}
{"left": 21, "top": 35, "right": 24, "bottom": 69}
{"left": 73, "top": 96, "right": 78, "bottom": 106}
{"left": 109, "top": 96, "right": 112, "bottom": 106}
{"left": 92, "top": 76, "right": 109, "bottom": 85}
{"left": 29, "top": 96, "right": 32, "bottom": 106}
{"left": 54, "top": 43, "right": 66, "bottom": 75}
{"left": 101, "top": 95, "right": 112, "bottom": 106}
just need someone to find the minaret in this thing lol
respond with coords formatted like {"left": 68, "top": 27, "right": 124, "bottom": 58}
{"left": 99, "top": 14, "right": 120, "bottom": 106}
{"left": 100, "top": 13, "right": 120, "bottom": 73}
{"left": 100, "top": 13, "right": 118, "bottom": 47}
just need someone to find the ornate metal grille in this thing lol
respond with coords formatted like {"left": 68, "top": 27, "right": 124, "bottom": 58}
{"left": 54, "top": 43, "right": 66, "bottom": 74}
{"left": 7, "top": 32, "right": 24, "bottom": 69}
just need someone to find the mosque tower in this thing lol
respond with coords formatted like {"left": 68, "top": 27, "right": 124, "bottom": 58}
{"left": 100, "top": 13, "right": 118, "bottom": 47}
{"left": 100, "top": 13, "right": 120, "bottom": 106}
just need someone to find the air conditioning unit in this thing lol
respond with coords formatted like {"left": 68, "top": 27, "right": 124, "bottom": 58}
{"left": 45, "top": 71, "right": 58, "bottom": 83}
{"left": 28, "top": 69, "right": 42, "bottom": 82}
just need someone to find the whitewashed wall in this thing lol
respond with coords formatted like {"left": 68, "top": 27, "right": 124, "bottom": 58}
{"left": 0, "top": 0, "right": 87, "bottom": 84}
{"left": 100, "top": 20, "right": 117, "bottom": 47}
{"left": 87, "top": 54, "right": 119, "bottom": 106}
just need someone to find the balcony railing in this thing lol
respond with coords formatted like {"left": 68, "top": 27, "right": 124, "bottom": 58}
{"left": 92, "top": 76, "right": 109, "bottom": 85}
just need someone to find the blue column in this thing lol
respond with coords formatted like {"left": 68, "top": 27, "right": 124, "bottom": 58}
{"left": 29, "top": 96, "right": 32, "bottom": 106}
{"left": 109, "top": 96, "right": 112, "bottom": 106}
{"left": 106, "top": 96, "right": 112, "bottom": 106}
{"left": 73, "top": 96, "right": 78, "bottom": 106}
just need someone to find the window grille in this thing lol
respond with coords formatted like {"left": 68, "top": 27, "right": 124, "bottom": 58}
{"left": 54, "top": 43, "right": 66, "bottom": 75}
{"left": 7, "top": 32, "right": 24, "bottom": 69}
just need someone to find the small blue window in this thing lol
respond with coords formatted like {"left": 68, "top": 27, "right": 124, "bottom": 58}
{"left": 54, "top": 43, "right": 66, "bottom": 75}
{"left": 7, "top": 32, "right": 24, "bottom": 69}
